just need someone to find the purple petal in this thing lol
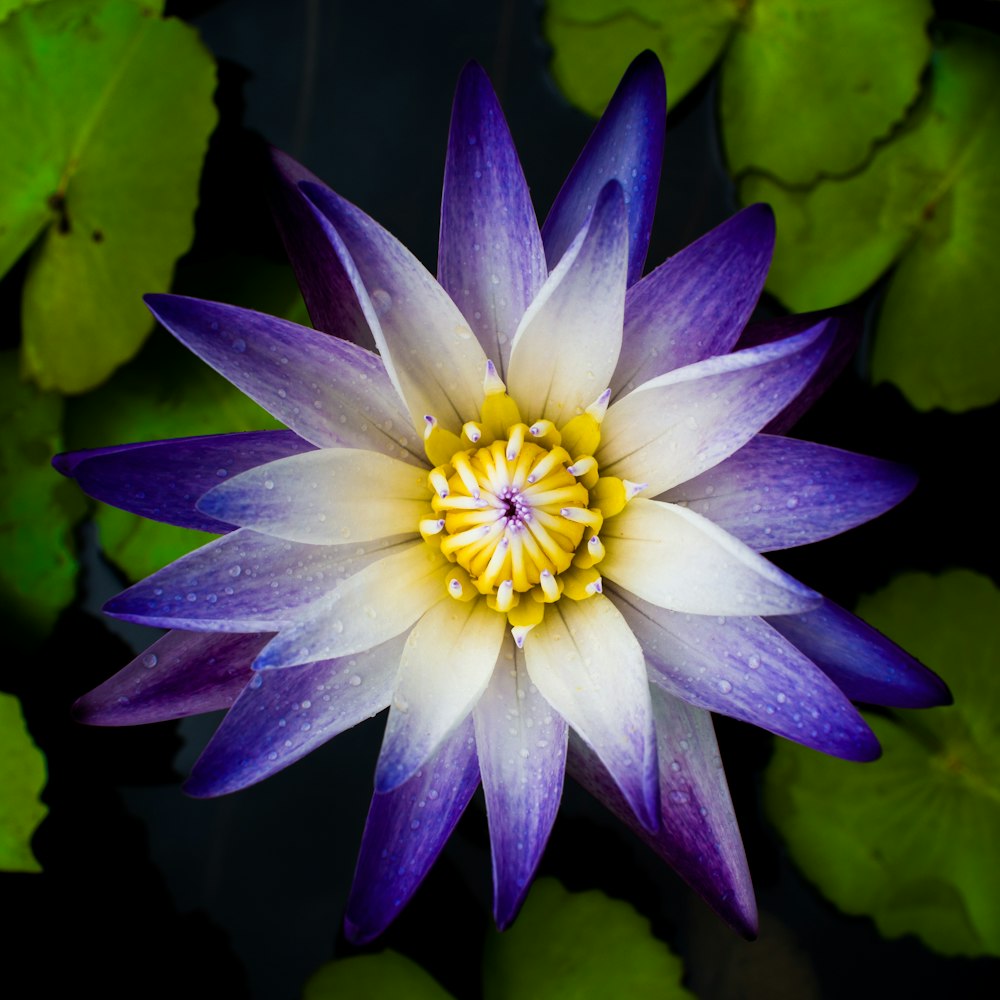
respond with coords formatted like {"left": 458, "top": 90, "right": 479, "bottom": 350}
{"left": 300, "top": 182, "right": 487, "bottom": 432}
{"left": 569, "top": 689, "right": 757, "bottom": 937}
{"left": 769, "top": 599, "right": 952, "bottom": 708}
{"left": 614, "top": 205, "right": 775, "bottom": 396}
{"left": 599, "top": 321, "right": 834, "bottom": 495}
{"left": 184, "top": 633, "right": 406, "bottom": 797}
{"left": 662, "top": 434, "right": 916, "bottom": 552}
{"left": 543, "top": 50, "right": 665, "bottom": 286}
{"left": 268, "top": 148, "right": 377, "bottom": 350}
{"left": 438, "top": 62, "right": 546, "bottom": 373}
{"left": 74, "top": 631, "right": 266, "bottom": 726}
{"left": 609, "top": 586, "right": 881, "bottom": 761}
{"left": 104, "top": 529, "right": 411, "bottom": 632}
{"left": 54, "top": 431, "right": 315, "bottom": 532}
{"left": 144, "top": 294, "right": 420, "bottom": 461}
{"left": 738, "top": 307, "right": 864, "bottom": 433}
{"left": 473, "top": 638, "right": 568, "bottom": 928}
{"left": 344, "top": 718, "right": 480, "bottom": 944}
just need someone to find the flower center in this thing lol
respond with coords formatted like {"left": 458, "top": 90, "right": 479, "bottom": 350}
{"left": 419, "top": 363, "right": 639, "bottom": 645}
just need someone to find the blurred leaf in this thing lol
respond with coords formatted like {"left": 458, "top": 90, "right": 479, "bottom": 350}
{"left": 721, "top": 0, "right": 932, "bottom": 184}
{"left": 0, "top": 0, "right": 47, "bottom": 25}
{"left": 67, "top": 331, "right": 282, "bottom": 581}
{"left": 0, "top": 692, "right": 47, "bottom": 871}
{"left": 303, "top": 950, "right": 454, "bottom": 1000}
{"left": 483, "top": 878, "right": 695, "bottom": 999}
{"left": 545, "top": 0, "right": 739, "bottom": 113}
{"left": 742, "top": 25, "right": 1000, "bottom": 411}
{"left": 0, "top": 0, "right": 216, "bottom": 393}
{"left": 766, "top": 570, "right": 1000, "bottom": 957}
{"left": 0, "top": 352, "right": 83, "bottom": 637}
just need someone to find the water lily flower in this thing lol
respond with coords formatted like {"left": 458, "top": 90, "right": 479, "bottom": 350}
{"left": 55, "top": 53, "right": 949, "bottom": 942}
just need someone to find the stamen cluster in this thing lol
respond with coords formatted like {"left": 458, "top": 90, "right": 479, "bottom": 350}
{"left": 419, "top": 363, "right": 639, "bottom": 645}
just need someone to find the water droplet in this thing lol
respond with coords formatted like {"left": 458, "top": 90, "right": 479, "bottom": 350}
{"left": 231, "top": 338, "right": 247, "bottom": 353}
{"left": 670, "top": 760, "right": 681, "bottom": 773}
{"left": 142, "top": 653, "right": 158, "bottom": 669}
{"left": 371, "top": 289, "right": 392, "bottom": 315}
{"left": 264, "top": 480, "right": 274, "bottom": 490}
{"left": 267, "top": 751, "right": 278, "bottom": 761}
{"left": 717, "top": 679, "right": 733, "bottom": 694}
{"left": 748, "top": 655, "right": 760, "bottom": 669}
{"left": 786, "top": 495, "right": 800, "bottom": 510}
{"left": 349, "top": 675, "right": 362, "bottom": 687}
{"left": 229, "top": 565, "right": 242, "bottom": 578}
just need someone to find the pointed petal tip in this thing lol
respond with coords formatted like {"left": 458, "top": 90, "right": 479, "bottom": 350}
{"left": 621, "top": 49, "right": 666, "bottom": 99}
{"left": 342, "top": 914, "right": 382, "bottom": 947}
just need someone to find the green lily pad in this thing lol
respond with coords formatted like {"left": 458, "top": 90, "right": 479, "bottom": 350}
{"left": 483, "top": 878, "right": 695, "bottom": 999}
{"left": 0, "top": 692, "right": 48, "bottom": 872}
{"left": 67, "top": 330, "right": 282, "bottom": 581}
{"left": 303, "top": 950, "right": 454, "bottom": 1000}
{"left": 0, "top": 0, "right": 217, "bottom": 393}
{"left": 721, "top": 0, "right": 932, "bottom": 184}
{"left": 0, "top": 352, "right": 84, "bottom": 638}
{"left": 545, "top": 0, "right": 740, "bottom": 113}
{"left": 766, "top": 571, "right": 1000, "bottom": 957}
{"left": 742, "top": 24, "right": 1000, "bottom": 411}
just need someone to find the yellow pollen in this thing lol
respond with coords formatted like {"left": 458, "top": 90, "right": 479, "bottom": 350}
{"left": 420, "top": 372, "right": 633, "bottom": 643}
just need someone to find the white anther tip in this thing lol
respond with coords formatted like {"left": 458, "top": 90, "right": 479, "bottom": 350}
{"left": 586, "top": 577, "right": 603, "bottom": 595}
{"left": 624, "top": 480, "right": 646, "bottom": 500}
{"left": 511, "top": 624, "right": 533, "bottom": 648}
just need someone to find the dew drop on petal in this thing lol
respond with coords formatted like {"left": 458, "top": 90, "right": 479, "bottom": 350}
{"left": 142, "top": 653, "right": 158, "bottom": 669}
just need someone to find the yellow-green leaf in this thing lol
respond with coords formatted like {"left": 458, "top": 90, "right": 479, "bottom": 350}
{"left": 545, "top": 0, "right": 740, "bottom": 114}
{"left": 303, "top": 951, "right": 454, "bottom": 1000}
{"left": 721, "top": 0, "right": 932, "bottom": 184}
{"left": 766, "top": 571, "right": 1000, "bottom": 957}
{"left": 0, "top": 692, "right": 48, "bottom": 872}
{"left": 0, "top": 352, "right": 83, "bottom": 637}
{"left": 0, "top": 0, "right": 216, "bottom": 393}
{"left": 742, "top": 24, "right": 1000, "bottom": 411}
{"left": 483, "top": 878, "right": 695, "bottom": 999}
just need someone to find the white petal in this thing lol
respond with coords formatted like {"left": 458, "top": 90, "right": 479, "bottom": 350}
{"left": 524, "top": 594, "right": 659, "bottom": 832}
{"left": 198, "top": 448, "right": 430, "bottom": 545}
{"left": 507, "top": 183, "right": 628, "bottom": 427}
{"left": 376, "top": 598, "right": 506, "bottom": 791}
{"left": 301, "top": 184, "right": 488, "bottom": 433}
{"left": 601, "top": 498, "right": 820, "bottom": 616}
{"left": 254, "top": 541, "right": 448, "bottom": 668}
{"left": 597, "top": 323, "right": 831, "bottom": 495}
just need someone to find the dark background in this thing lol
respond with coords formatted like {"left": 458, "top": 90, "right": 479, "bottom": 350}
{"left": 4, "top": 1, "right": 998, "bottom": 997}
